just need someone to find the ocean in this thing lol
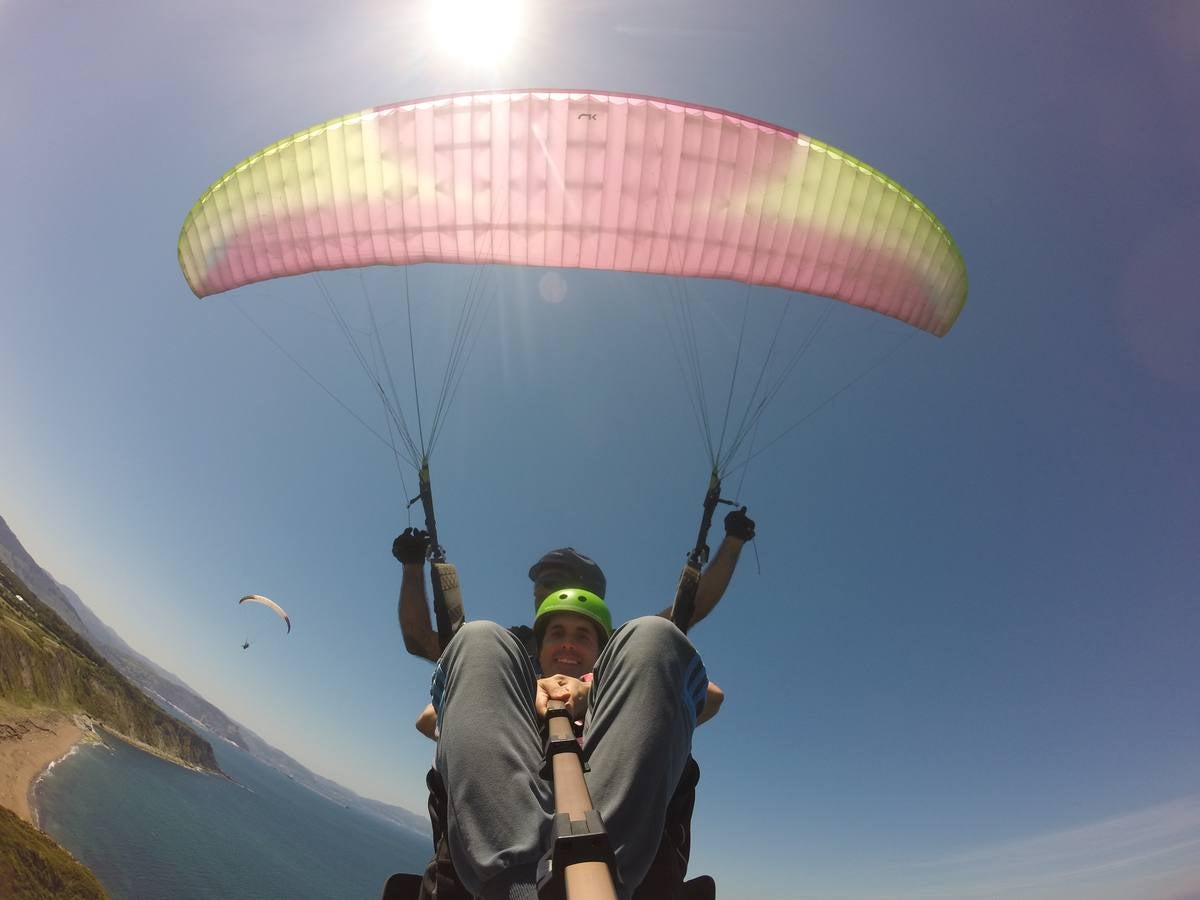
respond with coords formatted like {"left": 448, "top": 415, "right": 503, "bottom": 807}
{"left": 33, "top": 731, "right": 433, "bottom": 900}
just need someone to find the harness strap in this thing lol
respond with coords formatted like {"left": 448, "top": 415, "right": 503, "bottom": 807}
{"left": 669, "top": 472, "right": 732, "bottom": 634}
{"left": 407, "top": 458, "right": 466, "bottom": 650}
{"left": 430, "top": 562, "right": 464, "bottom": 651}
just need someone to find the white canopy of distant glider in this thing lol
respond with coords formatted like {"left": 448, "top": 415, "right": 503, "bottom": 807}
{"left": 238, "top": 594, "right": 292, "bottom": 633}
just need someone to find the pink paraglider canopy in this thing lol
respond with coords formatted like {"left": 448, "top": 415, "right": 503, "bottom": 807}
{"left": 179, "top": 89, "right": 966, "bottom": 336}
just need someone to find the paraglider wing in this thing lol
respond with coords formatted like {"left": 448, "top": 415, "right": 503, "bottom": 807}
{"left": 238, "top": 594, "right": 292, "bottom": 633}
{"left": 178, "top": 89, "right": 967, "bottom": 336}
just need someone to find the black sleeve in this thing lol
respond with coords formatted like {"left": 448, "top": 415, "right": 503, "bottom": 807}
{"left": 508, "top": 624, "right": 537, "bottom": 659}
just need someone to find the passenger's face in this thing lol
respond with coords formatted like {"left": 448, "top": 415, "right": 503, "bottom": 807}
{"left": 538, "top": 613, "right": 601, "bottom": 679}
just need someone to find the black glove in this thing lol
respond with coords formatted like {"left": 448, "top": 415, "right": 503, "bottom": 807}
{"left": 392, "top": 528, "right": 430, "bottom": 564}
{"left": 724, "top": 506, "right": 755, "bottom": 542}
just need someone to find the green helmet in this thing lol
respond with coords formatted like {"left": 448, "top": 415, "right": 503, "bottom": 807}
{"left": 534, "top": 588, "right": 613, "bottom": 649}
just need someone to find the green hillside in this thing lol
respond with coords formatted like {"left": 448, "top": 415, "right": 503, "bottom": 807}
{"left": 0, "top": 804, "right": 109, "bottom": 900}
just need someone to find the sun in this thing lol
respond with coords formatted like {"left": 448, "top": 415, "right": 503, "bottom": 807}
{"left": 428, "top": 0, "right": 525, "bottom": 65}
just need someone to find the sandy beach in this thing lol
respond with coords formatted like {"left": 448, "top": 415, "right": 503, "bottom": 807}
{"left": 0, "top": 705, "right": 85, "bottom": 824}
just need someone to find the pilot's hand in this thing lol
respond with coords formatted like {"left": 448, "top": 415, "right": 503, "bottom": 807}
{"left": 392, "top": 528, "right": 430, "bottom": 564}
{"left": 724, "top": 506, "right": 755, "bottom": 542}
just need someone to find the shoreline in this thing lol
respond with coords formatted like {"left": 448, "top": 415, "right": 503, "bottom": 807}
{"left": 1, "top": 699, "right": 231, "bottom": 830}
{"left": 27, "top": 739, "right": 87, "bottom": 830}
{"left": 0, "top": 705, "right": 89, "bottom": 826}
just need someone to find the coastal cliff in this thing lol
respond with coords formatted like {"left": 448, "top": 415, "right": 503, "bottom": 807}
{"left": 0, "top": 805, "right": 109, "bottom": 899}
{"left": 0, "top": 514, "right": 426, "bottom": 835}
{"left": 0, "top": 561, "right": 220, "bottom": 774}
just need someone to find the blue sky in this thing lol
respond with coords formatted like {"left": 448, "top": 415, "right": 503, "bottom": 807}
{"left": 2, "top": 2, "right": 1198, "bottom": 898}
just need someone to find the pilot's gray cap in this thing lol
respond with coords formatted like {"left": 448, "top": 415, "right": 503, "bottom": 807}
{"left": 528, "top": 547, "right": 606, "bottom": 597}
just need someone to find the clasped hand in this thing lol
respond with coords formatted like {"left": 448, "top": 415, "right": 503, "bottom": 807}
{"left": 536, "top": 675, "right": 590, "bottom": 720}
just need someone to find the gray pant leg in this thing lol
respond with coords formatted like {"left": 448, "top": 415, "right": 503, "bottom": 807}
{"left": 432, "top": 621, "right": 551, "bottom": 899}
{"left": 583, "top": 616, "right": 709, "bottom": 897}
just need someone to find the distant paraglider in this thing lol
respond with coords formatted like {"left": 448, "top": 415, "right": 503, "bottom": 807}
{"left": 238, "top": 594, "right": 292, "bottom": 631}
{"left": 238, "top": 594, "right": 291, "bottom": 650}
